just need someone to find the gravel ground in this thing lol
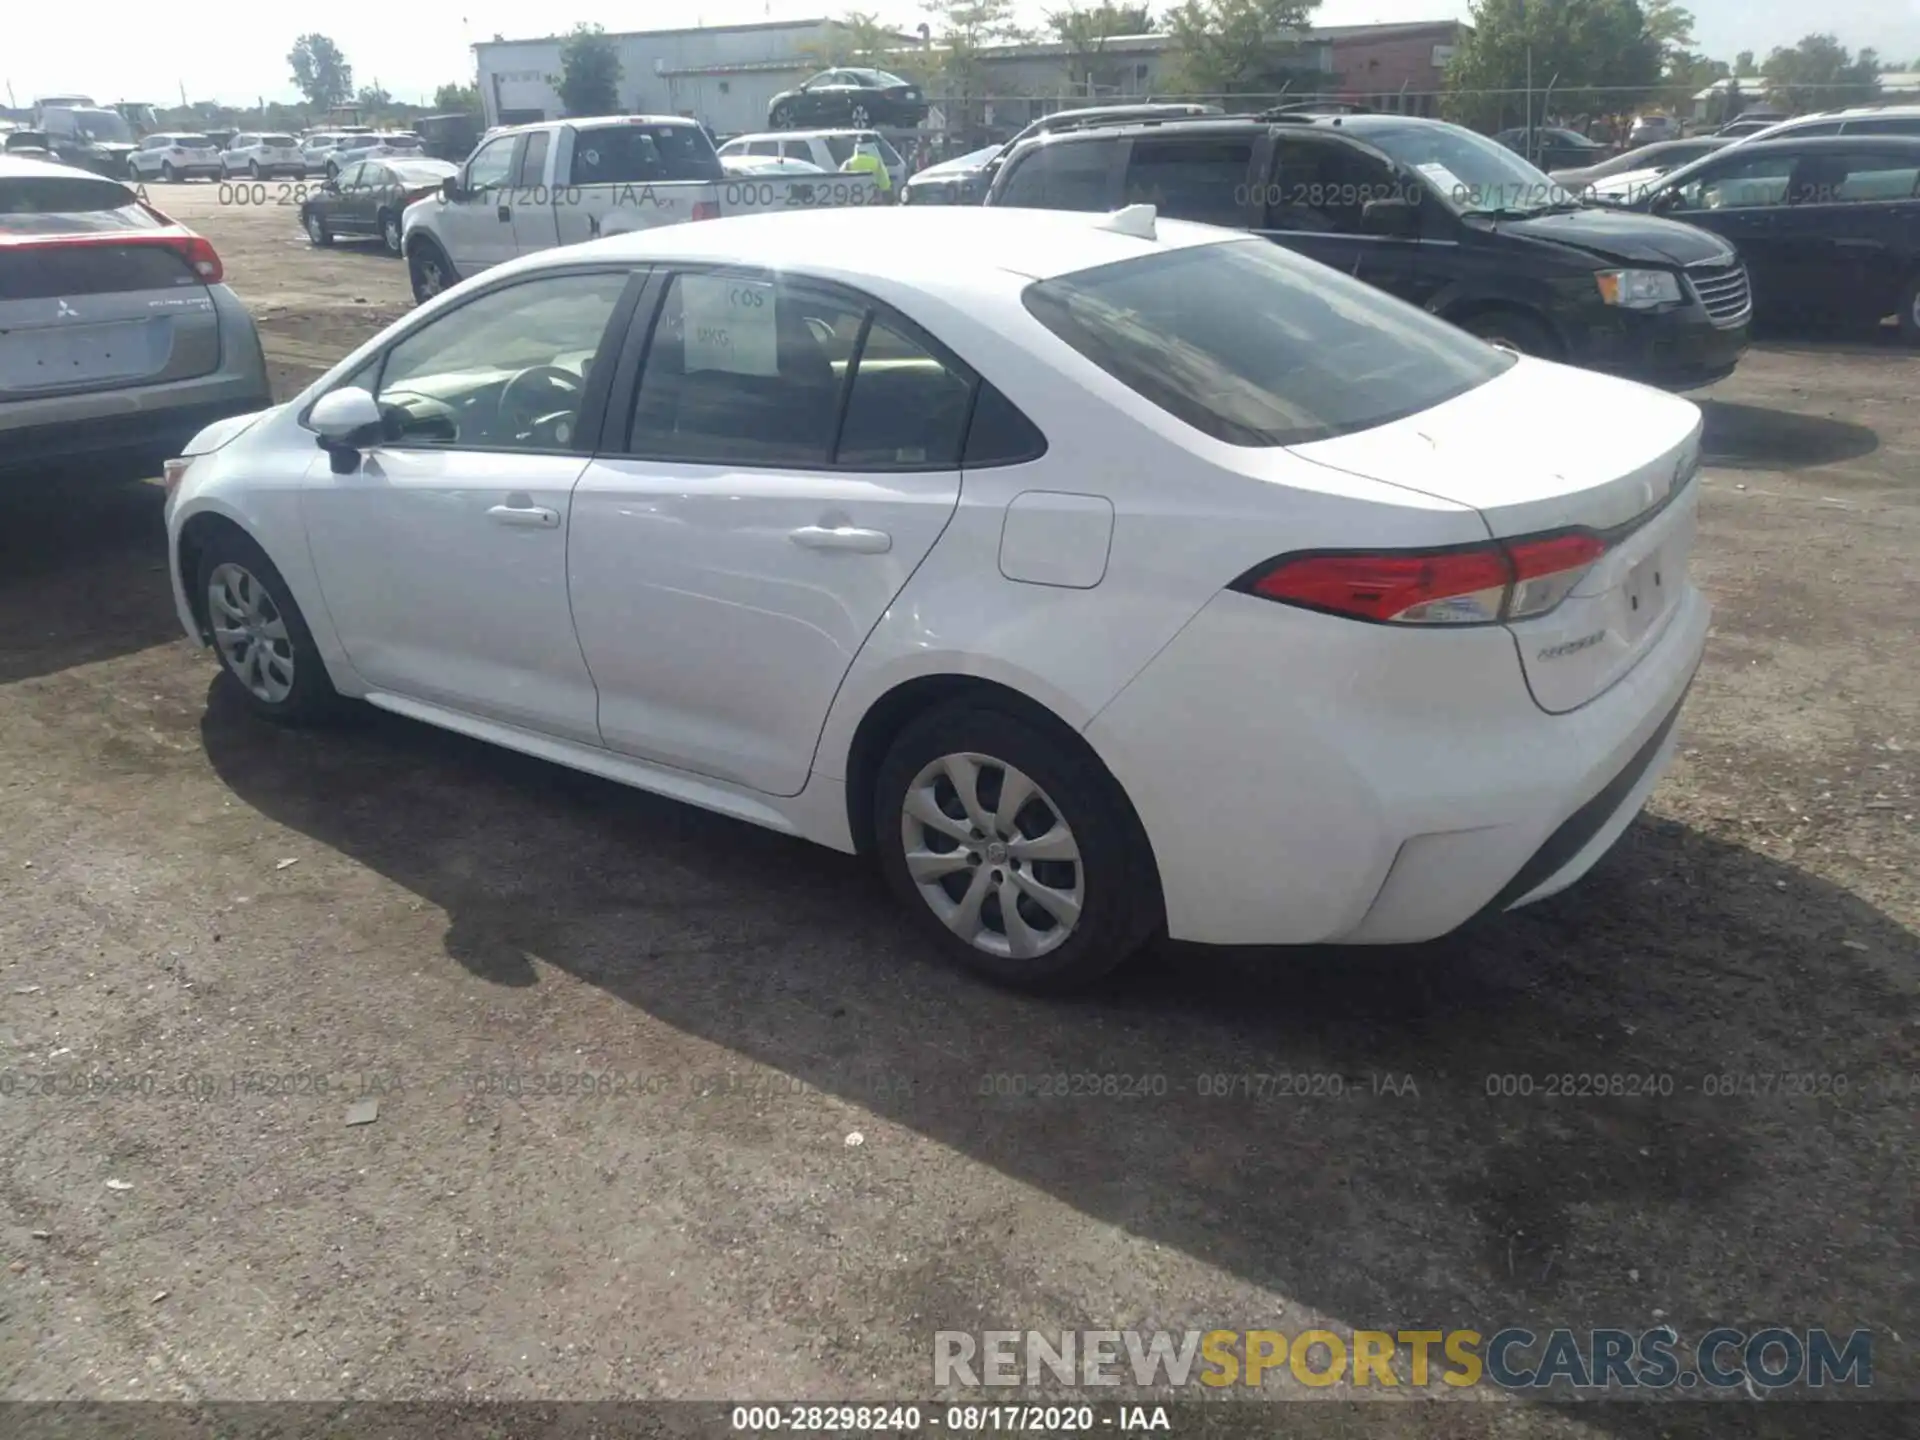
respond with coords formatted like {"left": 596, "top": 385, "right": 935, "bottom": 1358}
{"left": 1, "top": 186, "right": 1914, "bottom": 1434}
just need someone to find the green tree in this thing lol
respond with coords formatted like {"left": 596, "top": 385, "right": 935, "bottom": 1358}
{"left": 1165, "top": 0, "right": 1319, "bottom": 98}
{"left": 1441, "top": 0, "right": 1663, "bottom": 133}
{"left": 1760, "top": 34, "right": 1880, "bottom": 112}
{"left": 287, "top": 34, "right": 353, "bottom": 110}
{"left": 1734, "top": 50, "right": 1756, "bottom": 77}
{"left": 923, "top": 0, "right": 1027, "bottom": 134}
{"left": 1050, "top": 4, "right": 1156, "bottom": 94}
{"left": 356, "top": 84, "right": 392, "bottom": 113}
{"left": 805, "top": 12, "right": 916, "bottom": 70}
{"left": 552, "top": 24, "right": 624, "bottom": 118}
{"left": 433, "top": 82, "right": 481, "bottom": 113}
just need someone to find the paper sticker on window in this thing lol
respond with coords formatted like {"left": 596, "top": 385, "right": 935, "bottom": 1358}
{"left": 680, "top": 275, "right": 778, "bottom": 376}
{"left": 1415, "top": 162, "right": 1465, "bottom": 198}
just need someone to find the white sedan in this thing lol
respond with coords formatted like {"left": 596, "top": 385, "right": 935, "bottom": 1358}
{"left": 163, "top": 206, "right": 1708, "bottom": 991}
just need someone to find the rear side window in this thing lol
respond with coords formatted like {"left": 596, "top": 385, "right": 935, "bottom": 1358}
{"left": 0, "top": 176, "right": 162, "bottom": 237}
{"left": 963, "top": 382, "right": 1047, "bottom": 466}
{"left": 1842, "top": 117, "right": 1920, "bottom": 136}
{"left": 1022, "top": 239, "right": 1513, "bottom": 447}
{"left": 1123, "top": 137, "right": 1252, "bottom": 226}
{"left": 824, "top": 135, "right": 856, "bottom": 165}
{"left": 998, "top": 139, "right": 1117, "bottom": 211}
{"left": 568, "top": 125, "right": 723, "bottom": 185}
{"left": 515, "top": 130, "right": 550, "bottom": 187}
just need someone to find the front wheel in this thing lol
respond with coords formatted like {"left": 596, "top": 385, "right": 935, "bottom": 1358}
{"left": 1458, "top": 308, "right": 1558, "bottom": 358}
{"left": 849, "top": 103, "right": 872, "bottom": 128}
{"left": 196, "top": 530, "right": 341, "bottom": 726}
{"left": 304, "top": 209, "right": 332, "bottom": 246}
{"left": 248, "top": 159, "right": 261, "bottom": 179}
{"left": 161, "top": 161, "right": 179, "bottom": 183}
{"left": 127, "top": 159, "right": 141, "bottom": 181}
{"left": 407, "top": 236, "right": 456, "bottom": 302}
{"left": 874, "top": 705, "right": 1160, "bottom": 992}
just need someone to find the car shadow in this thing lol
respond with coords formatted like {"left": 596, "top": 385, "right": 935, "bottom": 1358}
{"left": 198, "top": 683, "right": 1919, "bottom": 1407}
{"left": 1695, "top": 400, "right": 1879, "bottom": 471}
{"left": 0, "top": 477, "right": 182, "bottom": 685}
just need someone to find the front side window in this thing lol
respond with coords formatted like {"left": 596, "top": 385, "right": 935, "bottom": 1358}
{"left": 1023, "top": 239, "right": 1513, "bottom": 447}
{"left": 1266, "top": 138, "right": 1403, "bottom": 232}
{"left": 1123, "top": 137, "right": 1251, "bottom": 227}
{"left": 465, "top": 134, "right": 518, "bottom": 193}
{"left": 628, "top": 271, "right": 975, "bottom": 469}
{"left": 366, "top": 271, "right": 630, "bottom": 450}
{"left": 998, "top": 140, "right": 1117, "bottom": 211}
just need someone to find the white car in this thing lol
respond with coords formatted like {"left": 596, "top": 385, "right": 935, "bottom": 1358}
{"left": 222, "top": 132, "right": 306, "bottom": 178}
{"left": 718, "top": 129, "right": 908, "bottom": 190}
{"left": 720, "top": 153, "right": 829, "bottom": 176}
{"left": 162, "top": 207, "right": 1708, "bottom": 991}
{"left": 127, "top": 132, "right": 224, "bottom": 182}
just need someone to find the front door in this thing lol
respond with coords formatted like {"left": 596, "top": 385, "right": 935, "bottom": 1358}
{"left": 436, "top": 131, "right": 522, "bottom": 275}
{"left": 1259, "top": 134, "right": 1434, "bottom": 307}
{"left": 569, "top": 269, "right": 971, "bottom": 795}
{"left": 299, "top": 268, "right": 635, "bottom": 742}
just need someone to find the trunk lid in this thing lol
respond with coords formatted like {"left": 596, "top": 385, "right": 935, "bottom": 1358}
{"left": 1290, "top": 357, "right": 1703, "bottom": 713}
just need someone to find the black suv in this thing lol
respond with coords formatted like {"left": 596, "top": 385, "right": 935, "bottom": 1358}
{"left": 984, "top": 111, "right": 1750, "bottom": 389}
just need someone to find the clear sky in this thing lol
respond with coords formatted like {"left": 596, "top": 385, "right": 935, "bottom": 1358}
{"left": 5, "top": 1, "right": 1917, "bottom": 109}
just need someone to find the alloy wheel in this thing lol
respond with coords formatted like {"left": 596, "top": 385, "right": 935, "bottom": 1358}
{"left": 306, "top": 212, "right": 325, "bottom": 244}
{"left": 899, "top": 752, "right": 1084, "bottom": 960}
{"left": 383, "top": 215, "right": 402, "bottom": 253}
{"left": 414, "top": 250, "right": 446, "bottom": 297}
{"left": 850, "top": 103, "right": 872, "bottom": 128}
{"left": 208, "top": 562, "right": 295, "bottom": 704}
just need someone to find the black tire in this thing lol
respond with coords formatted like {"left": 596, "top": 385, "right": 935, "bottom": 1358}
{"left": 408, "top": 236, "right": 457, "bottom": 303}
{"left": 378, "top": 209, "right": 402, "bottom": 255}
{"left": 161, "top": 161, "right": 179, "bottom": 183}
{"left": 769, "top": 103, "right": 790, "bottom": 129}
{"left": 1899, "top": 271, "right": 1920, "bottom": 347}
{"left": 248, "top": 159, "right": 261, "bottom": 179}
{"left": 127, "top": 159, "right": 141, "bottom": 181}
{"left": 194, "top": 529, "right": 343, "bottom": 727}
{"left": 1458, "top": 307, "right": 1558, "bottom": 358}
{"left": 873, "top": 703, "right": 1160, "bottom": 993}
{"left": 304, "top": 209, "right": 332, "bottom": 246}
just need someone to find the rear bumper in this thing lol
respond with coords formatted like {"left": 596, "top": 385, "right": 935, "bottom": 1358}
{"left": 1569, "top": 304, "right": 1748, "bottom": 391}
{"left": 1084, "top": 582, "right": 1710, "bottom": 947}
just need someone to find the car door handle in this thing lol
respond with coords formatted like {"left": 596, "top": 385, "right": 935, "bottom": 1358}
{"left": 497, "top": 203, "right": 511, "bottom": 222}
{"left": 789, "top": 524, "right": 891, "bottom": 553}
{"left": 488, "top": 503, "right": 559, "bottom": 529}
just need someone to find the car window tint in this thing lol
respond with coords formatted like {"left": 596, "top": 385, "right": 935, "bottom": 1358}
{"left": 963, "top": 382, "right": 1047, "bottom": 467}
{"left": 515, "top": 130, "right": 549, "bottom": 188}
{"left": 465, "top": 134, "right": 518, "bottom": 193}
{"left": 783, "top": 140, "right": 813, "bottom": 160}
{"left": 1023, "top": 238, "right": 1512, "bottom": 447}
{"left": 1267, "top": 138, "right": 1400, "bottom": 231}
{"left": 568, "top": 124, "right": 722, "bottom": 184}
{"left": 1805, "top": 152, "right": 1920, "bottom": 203}
{"left": 0, "top": 175, "right": 159, "bottom": 236}
{"left": 824, "top": 135, "right": 856, "bottom": 165}
{"left": 836, "top": 317, "right": 973, "bottom": 469}
{"left": 999, "top": 140, "right": 1115, "bottom": 211}
{"left": 1679, "top": 151, "right": 1795, "bottom": 209}
{"left": 1842, "top": 117, "right": 1920, "bottom": 136}
{"left": 1122, "top": 137, "right": 1251, "bottom": 226}
{"left": 373, "top": 271, "right": 629, "bottom": 451}
{"left": 629, "top": 272, "right": 860, "bottom": 466}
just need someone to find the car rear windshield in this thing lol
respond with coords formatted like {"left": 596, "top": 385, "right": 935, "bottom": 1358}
{"left": 1022, "top": 239, "right": 1513, "bottom": 447}
{"left": 262, "top": 134, "right": 297, "bottom": 147}
{"left": 173, "top": 134, "right": 214, "bottom": 148}
{"left": 568, "top": 124, "right": 723, "bottom": 184}
{"left": 0, "top": 175, "right": 162, "bottom": 236}
{"left": 389, "top": 162, "right": 452, "bottom": 184}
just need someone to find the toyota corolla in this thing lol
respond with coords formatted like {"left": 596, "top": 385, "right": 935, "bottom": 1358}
{"left": 163, "top": 206, "right": 1708, "bottom": 991}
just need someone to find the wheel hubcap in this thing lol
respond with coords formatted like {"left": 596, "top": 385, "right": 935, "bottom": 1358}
{"left": 418, "top": 258, "right": 443, "bottom": 295}
{"left": 208, "top": 562, "right": 295, "bottom": 704}
{"left": 900, "top": 752, "right": 1083, "bottom": 960}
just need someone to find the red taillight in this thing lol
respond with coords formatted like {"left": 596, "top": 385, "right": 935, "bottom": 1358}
{"left": 1235, "top": 532, "right": 1606, "bottom": 626}
{"left": 691, "top": 201, "right": 720, "bottom": 221}
{"left": 175, "top": 234, "right": 222, "bottom": 282}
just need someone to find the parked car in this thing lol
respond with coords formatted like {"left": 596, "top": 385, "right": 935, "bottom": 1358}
{"left": 1715, "top": 114, "right": 1783, "bottom": 138}
{"left": 1551, "top": 136, "right": 1732, "bottom": 193}
{"left": 400, "top": 116, "right": 880, "bottom": 304}
{"left": 222, "top": 132, "right": 306, "bottom": 179}
{"left": 327, "top": 133, "right": 424, "bottom": 178}
{"left": 720, "top": 154, "right": 830, "bottom": 177}
{"left": 127, "top": 132, "right": 225, "bottom": 182}
{"left": 985, "top": 112, "right": 1749, "bottom": 389}
{"left": 163, "top": 205, "right": 1708, "bottom": 990}
{"left": 301, "top": 157, "right": 459, "bottom": 254}
{"left": 0, "top": 157, "right": 271, "bottom": 481}
{"left": 37, "top": 104, "right": 140, "bottom": 176}
{"left": 1495, "top": 125, "right": 1612, "bottom": 171}
{"left": 2, "top": 130, "right": 54, "bottom": 158}
{"left": 415, "top": 112, "right": 482, "bottom": 163}
{"left": 1615, "top": 135, "right": 1920, "bottom": 341}
{"left": 717, "top": 130, "right": 908, "bottom": 191}
{"left": 904, "top": 104, "right": 1227, "bottom": 206}
{"left": 768, "top": 69, "right": 927, "bottom": 130}
{"left": 300, "top": 133, "right": 358, "bottom": 175}
{"left": 1729, "top": 104, "right": 1920, "bottom": 147}
{"left": 1628, "top": 114, "right": 1678, "bottom": 147}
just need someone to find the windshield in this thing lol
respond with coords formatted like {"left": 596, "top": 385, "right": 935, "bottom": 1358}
{"left": 1361, "top": 120, "right": 1578, "bottom": 214}
{"left": 1023, "top": 239, "right": 1513, "bottom": 448}
{"left": 72, "top": 109, "right": 134, "bottom": 143}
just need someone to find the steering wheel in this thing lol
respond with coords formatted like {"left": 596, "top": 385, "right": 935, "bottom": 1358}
{"left": 497, "top": 364, "right": 584, "bottom": 444}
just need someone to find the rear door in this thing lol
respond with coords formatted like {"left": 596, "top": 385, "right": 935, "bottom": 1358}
{"left": 506, "top": 128, "right": 559, "bottom": 253}
{"left": 1778, "top": 146, "right": 1920, "bottom": 326}
{"left": 1662, "top": 148, "right": 1798, "bottom": 319}
{"left": 1119, "top": 131, "right": 1258, "bottom": 227}
{"left": 992, "top": 136, "right": 1126, "bottom": 211}
{"left": 0, "top": 172, "right": 220, "bottom": 406}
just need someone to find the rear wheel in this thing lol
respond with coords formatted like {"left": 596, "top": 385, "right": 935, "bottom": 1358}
{"left": 195, "top": 530, "right": 341, "bottom": 726}
{"left": 850, "top": 102, "right": 873, "bottom": 128}
{"left": 769, "top": 103, "right": 792, "bottom": 129}
{"left": 408, "top": 236, "right": 456, "bottom": 302}
{"left": 379, "top": 209, "right": 403, "bottom": 255}
{"left": 874, "top": 704, "right": 1159, "bottom": 993}
{"left": 304, "top": 209, "right": 332, "bottom": 246}
{"left": 127, "top": 159, "right": 141, "bottom": 181}
{"left": 248, "top": 159, "right": 261, "bottom": 179}
{"left": 1458, "top": 307, "right": 1558, "bottom": 358}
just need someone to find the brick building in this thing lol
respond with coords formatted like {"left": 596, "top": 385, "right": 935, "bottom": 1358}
{"left": 1320, "top": 20, "right": 1468, "bottom": 116}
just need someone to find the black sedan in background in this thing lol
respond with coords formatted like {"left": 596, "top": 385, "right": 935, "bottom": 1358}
{"left": 300, "top": 157, "right": 457, "bottom": 255}
{"left": 1494, "top": 125, "right": 1614, "bottom": 171}
{"left": 769, "top": 69, "right": 927, "bottom": 130}
{"left": 1620, "top": 135, "right": 1920, "bottom": 341}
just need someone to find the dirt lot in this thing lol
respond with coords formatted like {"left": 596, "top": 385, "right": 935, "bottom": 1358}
{"left": 1, "top": 187, "right": 1915, "bottom": 1430}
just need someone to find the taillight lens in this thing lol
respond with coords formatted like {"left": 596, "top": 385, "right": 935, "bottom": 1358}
{"left": 691, "top": 201, "right": 720, "bottom": 221}
{"left": 176, "top": 234, "right": 222, "bottom": 281}
{"left": 1234, "top": 532, "right": 1606, "bottom": 626}
{"left": 161, "top": 457, "right": 192, "bottom": 495}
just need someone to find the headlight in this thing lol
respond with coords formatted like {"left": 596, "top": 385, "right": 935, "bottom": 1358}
{"left": 1595, "top": 268, "right": 1683, "bottom": 309}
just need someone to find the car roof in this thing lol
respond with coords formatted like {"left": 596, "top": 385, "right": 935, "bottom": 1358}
{"left": 0, "top": 153, "right": 120, "bottom": 179}
{"left": 538, "top": 206, "right": 1239, "bottom": 293}
{"left": 1707, "top": 134, "right": 1920, "bottom": 153}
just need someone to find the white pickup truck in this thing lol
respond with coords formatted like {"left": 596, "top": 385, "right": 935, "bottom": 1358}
{"left": 399, "top": 115, "right": 883, "bottom": 302}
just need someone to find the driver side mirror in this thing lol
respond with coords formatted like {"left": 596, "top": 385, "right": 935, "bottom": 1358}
{"left": 310, "top": 387, "right": 382, "bottom": 473}
{"left": 1360, "top": 196, "right": 1419, "bottom": 237}
{"left": 441, "top": 174, "right": 465, "bottom": 201}
{"left": 1650, "top": 188, "right": 1683, "bottom": 215}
